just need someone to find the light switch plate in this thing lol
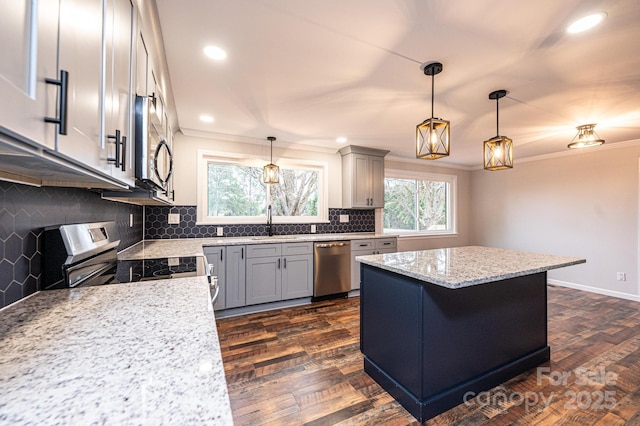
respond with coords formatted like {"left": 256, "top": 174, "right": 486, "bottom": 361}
{"left": 339, "top": 214, "right": 349, "bottom": 223}
{"left": 168, "top": 257, "right": 179, "bottom": 267}
{"left": 310, "top": 224, "right": 317, "bottom": 233}
{"left": 168, "top": 213, "right": 180, "bottom": 224}
{"left": 216, "top": 227, "right": 223, "bottom": 236}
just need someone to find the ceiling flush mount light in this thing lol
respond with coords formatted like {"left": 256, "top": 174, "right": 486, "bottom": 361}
{"left": 483, "top": 90, "right": 513, "bottom": 171}
{"left": 567, "top": 12, "right": 607, "bottom": 34}
{"left": 263, "top": 136, "right": 280, "bottom": 184}
{"left": 416, "top": 62, "right": 450, "bottom": 160}
{"left": 336, "top": 136, "right": 347, "bottom": 143}
{"left": 203, "top": 45, "right": 227, "bottom": 60}
{"left": 568, "top": 124, "right": 605, "bottom": 149}
{"left": 199, "top": 115, "right": 214, "bottom": 123}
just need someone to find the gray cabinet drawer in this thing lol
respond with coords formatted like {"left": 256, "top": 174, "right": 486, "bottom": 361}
{"left": 246, "top": 243, "right": 282, "bottom": 258}
{"left": 375, "top": 238, "right": 396, "bottom": 250}
{"left": 351, "top": 239, "right": 374, "bottom": 250}
{"left": 282, "top": 242, "right": 312, "bottom": 256}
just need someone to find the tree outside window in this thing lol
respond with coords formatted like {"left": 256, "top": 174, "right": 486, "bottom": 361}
{"left": 206, "top": 162, "right": 320, "bottom": 221}
{"left": 383, "top": 173, "right": 453, "bottom": 234}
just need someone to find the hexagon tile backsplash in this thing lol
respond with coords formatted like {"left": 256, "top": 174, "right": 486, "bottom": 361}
{"left": 0, "top": 181, "right": 143, "bottom": 309}
{"left": 144, "top": 206, "right": 375, "bottom": 239}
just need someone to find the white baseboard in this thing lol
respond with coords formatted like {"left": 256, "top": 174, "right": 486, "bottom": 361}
{"left": 548, "top": 279, "right": 640, "bottom": 302}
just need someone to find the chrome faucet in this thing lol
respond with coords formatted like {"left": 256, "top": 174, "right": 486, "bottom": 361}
{"left": 267, "top": 204, "right": 273, "bottom": 236}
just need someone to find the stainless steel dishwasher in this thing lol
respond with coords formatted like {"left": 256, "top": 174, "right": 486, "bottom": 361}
{"left": 313, "top": 241, "right": 351, "bottom": 300}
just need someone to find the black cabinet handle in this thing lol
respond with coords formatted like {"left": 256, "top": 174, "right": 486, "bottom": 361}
{"left": 107, "top": 129, "right": 121, "bottom": 167}
{"left": 220, "top": 250, "right": 223, "bottom": 262}
{"left": 278, "top": 258, "right": 281, "bottom": 269}
{"left": 241, "top": 247, "right": 244, "bottom": 259}
{"left": 284, "top": 258, "right": 287, "bottom": 269}
{"left": 44, "top": 70, "right": 69, "bottom": 135}
{"left": 120, "top": 135, "right": 127, "bottom": 171}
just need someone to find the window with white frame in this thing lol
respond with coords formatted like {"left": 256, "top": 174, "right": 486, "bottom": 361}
{"left": 383, "top": 169, "right": 456, "bottom": 235}
{"left": 197, "top": 150, "right": 328, "bottom": 224}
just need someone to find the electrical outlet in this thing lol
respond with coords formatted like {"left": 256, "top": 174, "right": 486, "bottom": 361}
{"left": 129, "top": 213, "right": 134, "bottom": 227}
{"left": 168, "top": 257, "right": 179, "bottom": 267}
{"left": 310, "top": 224, "right": 317, "bottom": 233}
{"left": 168, "top": 213, "right": 180, "bottom": 224}
{"left": 616, "top": 272, "right": 627, "bottom": 281}
{"left": 216, "top": 227, "right": 224, "bottom": 236}
{"left": 339, "top": 214, "right": 349, "bottom": 223}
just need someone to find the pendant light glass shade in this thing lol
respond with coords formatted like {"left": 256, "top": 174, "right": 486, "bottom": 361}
{"left": 568, "top": 124, "right": 604, "bottom": 149}
{"left": 483, "top": 90, "right": 513, "bottom": 171}
{"left": 263, "top": 136, "right": 279, "bottom": 184}
{"left": 416, "top": 62, "right": 450, "bottom": 160}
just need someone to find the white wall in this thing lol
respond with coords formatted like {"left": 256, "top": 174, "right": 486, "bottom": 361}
{"left": 172, "top": 132, "right": 343, "bottom": 207}
{"left": 470, "top": 142, "right": 640, "bottom": 300}
{"left": 383, "top": 159, "right": 473, "bottom": 252}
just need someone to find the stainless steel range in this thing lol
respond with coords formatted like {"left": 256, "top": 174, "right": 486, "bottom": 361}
{"left": 42, "top": 222, "right": 217, "bottom": 304}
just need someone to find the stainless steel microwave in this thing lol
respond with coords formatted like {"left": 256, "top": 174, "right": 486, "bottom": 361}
{"left": 134, "top": 95, "right": 173, "bottom": 193}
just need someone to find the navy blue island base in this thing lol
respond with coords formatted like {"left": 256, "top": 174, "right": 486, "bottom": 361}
{"left": 360, "top": 264, "right": 551, "bottom": 422}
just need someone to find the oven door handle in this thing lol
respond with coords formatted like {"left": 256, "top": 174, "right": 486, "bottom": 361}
{"left": 66, "top": 262, "right": 114, "bottom": 288}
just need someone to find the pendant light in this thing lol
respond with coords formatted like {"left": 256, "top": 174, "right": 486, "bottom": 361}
{"left": 568, "top": 124, "right": 605, "bottom": 149}
{"left": 416, "top": 62, "right": 450, "bottom": 160}
{"left": 483, "top": 90, "right": 513, "bottom": 171}
{"left": 263, "top": 136, "right": 280, "bottom": 184}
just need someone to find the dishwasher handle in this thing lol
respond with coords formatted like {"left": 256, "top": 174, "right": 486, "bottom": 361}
{"left": 315, "top": 242, "right": 349, "bottom": 248}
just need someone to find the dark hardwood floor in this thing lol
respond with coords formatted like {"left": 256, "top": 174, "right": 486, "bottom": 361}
{"left": 216, "top": 285, "right": 640, "bottom": 425}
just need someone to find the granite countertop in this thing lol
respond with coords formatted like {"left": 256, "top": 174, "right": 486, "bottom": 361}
{"left": 118, "top": 233, "right": 396, "bottom": 260}
{"left": 356, "top": 245, "right": 585, "bottom": 289}
{"left": 0, "top": 277, "right": 234, "bottom": 425}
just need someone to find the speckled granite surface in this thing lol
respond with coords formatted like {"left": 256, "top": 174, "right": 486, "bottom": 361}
{"left": 118, "top": 233, "right": 395, "bottom": 260}
{"left": 0, "top": 277, "right": 233, "bottom": 425}
{"left": 356, "top": 246, "right": 585, "bottom": 289}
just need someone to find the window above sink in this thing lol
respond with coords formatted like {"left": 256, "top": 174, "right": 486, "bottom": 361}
{"left": 196, "top": 150, "right": 328, "bottom": 225}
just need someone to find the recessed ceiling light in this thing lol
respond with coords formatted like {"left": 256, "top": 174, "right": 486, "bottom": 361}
{"left": 199, "top": 115, "right": 214, "bottom": 123}
{"left": 203, "top": 45, "right": 227, "bottom": 60}
{"left": 567, "top": 12, "right": 606, "bottom": 34}
{"left": 336, "top": 137, "right": 348, "bottom": 143}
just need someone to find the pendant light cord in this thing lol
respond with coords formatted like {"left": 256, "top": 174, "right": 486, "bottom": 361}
{"left": 431, "top": 72, "right": 435, "bottom": 118}
{"left": 495, "top": 97, "right": 500, "bottom": 137}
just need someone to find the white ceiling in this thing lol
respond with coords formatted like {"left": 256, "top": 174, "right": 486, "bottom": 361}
{"left": 155, "top": 0, "right": 640, "bottom": 168}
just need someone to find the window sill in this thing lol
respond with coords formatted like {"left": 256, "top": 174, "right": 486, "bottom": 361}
{"left": 392, "top": 232, "right": 459, "bottom": 240}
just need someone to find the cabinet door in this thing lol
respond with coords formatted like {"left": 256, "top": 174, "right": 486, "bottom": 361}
{"left": 370, "top": 155, "right": 385, "bottom": 208}
{"left": 0, "top": 0, "right": 58, "bottom": 149}
{"left": 351, "top": 249, "right": 375, "bottom": 290}
{"left": 56, "top": 0, "right": 107, "bottom": 173}
{"left": 203, "top": 247, "right": 226, "bottom": 310}
{"left": 282, "top": 254, "right": 313, "bottom": 299}
{"left": 225, "top": 245, "right": 246, "bottom": 308}
{"left": 135, "top": 32, "right": 148, "bottom": 96}
{"left": 104, "top": 0, "right": 134, "bottom": 185}
{"left": 246, "top": 256, "right": 282, "bottom": 305}
{"left": 351, "top": 153, "right": 371, "bottom": 208}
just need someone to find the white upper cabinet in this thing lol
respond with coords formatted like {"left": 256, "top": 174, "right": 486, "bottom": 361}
{"left": 0, "top": 0, "right": 58, "bottom": 149}
{"left": 339, "top": 145, "right": 389, "bottom": 209}
{"left": 103, "top": 0, "right": 135, "bottom": 185}
{"left": 54, "top": 0, "right": 107, "bottom": 174}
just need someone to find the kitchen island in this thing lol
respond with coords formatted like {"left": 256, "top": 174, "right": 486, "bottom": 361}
{"left": 356, "top": 246, "right": 585, "bottom": 422}
{"left": 0, "top": 276, "right": 233, "bottom": 425}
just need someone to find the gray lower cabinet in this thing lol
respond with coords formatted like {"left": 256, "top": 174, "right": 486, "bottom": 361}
{"left": 351, "top": 238, "right": 397, "bottom": 290}
{"left": 246, "top": 242, "right": 313, "bottom": 306}
{"left": 203, "top": 245, "right": 246, "bottom": 310}
{"left": 225, "top": 245, "right": 246, "bottom": 308}
{"left": 246, "top": 256, "right": 282, "bottom": 305}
